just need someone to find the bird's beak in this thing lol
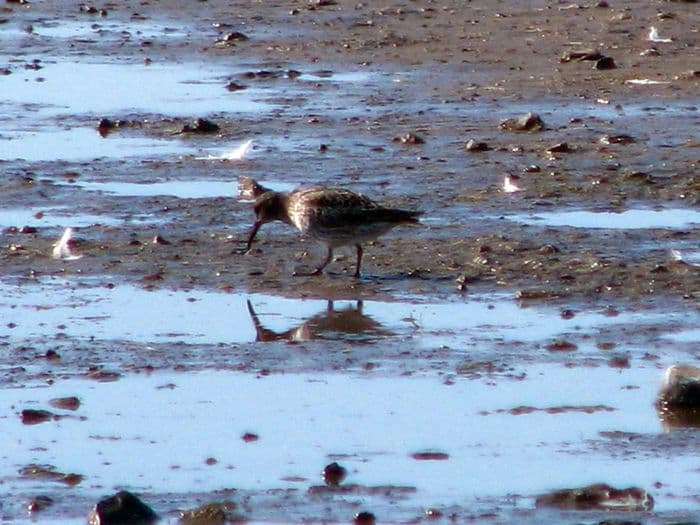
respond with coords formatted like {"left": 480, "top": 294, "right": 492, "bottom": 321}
{"left": 246, "top": 221, "right": 262, "bottom": 251}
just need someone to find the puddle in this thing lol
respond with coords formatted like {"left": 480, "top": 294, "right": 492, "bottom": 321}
{"left": 508, "top": 208, "right": 700, "bottom": 230}
{"left": 23, "top": 19, "right": 189, "bottom": 40}
{"left": 0, "top": 127, "right": 188, "bottom": 162}
{"left": 0, "top": 208, "right": 125, "bottom": 229}
{"left": 664, "top": 329, "right": 700, "bottom": 343}
{"left": 0, "top": 62, "right": 268, "bottom": 116}
{"left": 0, "top": 279, "right": 691, "bottom": 349}
{"left": 76, "top": 180, "right": 296, "bottom": 199}
{"left": 0, "top": 365, "right": 688, "bottom": 513}
{"left": 302, "top": 70, "right": 371, "bottom": 83}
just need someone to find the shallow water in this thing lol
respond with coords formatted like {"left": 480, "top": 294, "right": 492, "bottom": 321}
{"left": 76, "top": 179, "right": 296, "bottom": 199}
{"left": 0, "top": 278, "right": 690, "bottom": 350}
{"left": 0, "top": 207, "right": 126, "bottom": 229}
{"left": 0, "top": 61, "right": 268, "bottom": 117}
{"left": 2, "top": 365, "right": 695, "bottom": 518}
{"left": 1, "top": 4, "right": 699, "bottom": 523}
{"left": 0, "top": 127, "right": 189, "bottom": 162}
{"left": 509, "top": 208, "right": 700, "bottom": 230}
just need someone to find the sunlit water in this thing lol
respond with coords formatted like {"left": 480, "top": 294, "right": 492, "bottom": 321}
{"left": 0, "top": 61, "right": 267, "bottom": 117}
{"left": 0, "top": 367, "right": 676, "bottom": 504}
{"left": 0, "top": 279, "right": 691, "bottom": 349}
{"left": 0, "top": 127, "right": 189, "bottom": 162}
{"left": 76, "top": 180, "right": 296, "bottom": 199}
{"left": 509, "top": 208, "right": 700, "bottom": 229}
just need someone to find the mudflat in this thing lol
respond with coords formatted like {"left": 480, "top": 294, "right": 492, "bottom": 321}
{"left": 1, "top": 1, "right": 698, "bottom": 523}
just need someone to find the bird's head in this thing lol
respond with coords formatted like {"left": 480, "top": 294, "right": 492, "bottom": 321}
{"left": 246, "top": 192, "right": 288, "bottom": 250}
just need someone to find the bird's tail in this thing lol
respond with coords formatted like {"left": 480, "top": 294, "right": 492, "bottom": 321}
{"left": 367, "top": 208, "right": 423, "bottom": 224}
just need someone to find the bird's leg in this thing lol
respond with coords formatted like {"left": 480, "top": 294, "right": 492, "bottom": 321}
{"left": 354, "top": 244, "right": 363, "bottom": 278}
{"left": 311, "top": 246, "right": 334, "bottom": 275}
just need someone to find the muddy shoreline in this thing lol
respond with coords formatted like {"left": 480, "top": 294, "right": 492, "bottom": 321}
{"left": 1, "top": 1, "right": 699, "bottom": 523}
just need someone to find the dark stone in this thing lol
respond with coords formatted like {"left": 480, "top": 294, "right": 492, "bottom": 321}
{"left": 499, "top": 112, "right": 545, "bottom": 132}
{"left": 179, "top": 501, "right": 238, "bottom": 524}
{"left": 594, "top": 56, "right": 617, "bottom": 70}
{"left": 546, "top": 142, "right": 570, "bottom": 153}
{"left": 535, "top": 483, "right": 653, "bottom": 511}
{"left": 353, "top": 511, "right": 376, "bottom": 525}
{"left": 560, "top": 50, "right": 604, "bottom": 63}
{"left": 27, "top": 495, "right": 54, "bottom": 513}
{"left": 394, "top": 132, "right": 425, "bottom": 144}
{"left": 88, "top": 491, "right": 158, "bottom": 525}
{"left": 21, "top": 409, "right": 55, "bottom": 425}
{"left": 225, "top": 82, "right": 246, "bottom": 91}
{"left": 465, "top": 139, "right": 490, "bottom": 152}
{"left": 600, "top": 134, "right": 635, "bottom": 145}
{"left": 180, "top": 118, "right": 220, "bottom": 134}
{"left": 49, "top": 396, "right": 80, "bottom": 410}
{"left": 323, "top": 462, "right": 347, "bottom": 486}
{"left": 221, "top": 31, "right": 248, "bottom": 42}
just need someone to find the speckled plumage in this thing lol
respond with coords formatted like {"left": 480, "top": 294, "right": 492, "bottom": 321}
{"left": 245, "top": 183, "right": 421, "bottom": 277}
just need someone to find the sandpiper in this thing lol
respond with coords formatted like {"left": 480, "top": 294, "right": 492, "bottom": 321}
{"left": 243, "top": 179, "right": 422, "bottom": 277}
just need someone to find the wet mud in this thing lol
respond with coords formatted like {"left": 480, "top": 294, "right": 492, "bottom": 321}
{"left": 1, "top": 0, "right": 699, "bottom": 523}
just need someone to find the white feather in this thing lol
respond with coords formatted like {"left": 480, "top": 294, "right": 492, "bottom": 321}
{"left": 196, "top": 139, "right": 253, "bottom": 161}
{"left": 625, "top": 79, "right": 670, "bottom": 85}
{"left": 502, "top": 175, "right": 523, "bottom": 193}
{"left": 648, "top": 27, "right": 672, "bottom": 43}
{"left": 52, "top": 227, "right": 83, "bottom": 260}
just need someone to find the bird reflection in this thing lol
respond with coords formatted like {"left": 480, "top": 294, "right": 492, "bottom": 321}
{"left": 247, "top": 299, "right": 392, "bottom": 341}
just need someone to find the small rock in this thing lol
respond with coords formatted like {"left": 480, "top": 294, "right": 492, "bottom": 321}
{"left": 153, "top": 234, "right": 171, "bottom": 245}
{"left": 323, "top": 462, "right": 347, "bottom": 486}
{"left": 179, "top": 501, "right": 238, "bottom": 525}
{"left": 353, "top": 511, "right": 376, "bottom": 525}
{"left": 623, "top": 171, "right": 654, "bottom": 184}
{"left": 27, "top": 495, "right": 54, "bottom": 513}
{"left": 21, "top": 409, "right": 55, "bottom": 425}
{"left": 560, "top": 50, "right": 604, "bottom": 63}
{"left": 424, "top": 508, "right": 443, "bottom": 519}
{"left": 640, "top": 48, "right": 661, "bottom": 57}
{"left": 545, "top": 340, "right": 578, "bottom": 352}
{"left": 19, "top": 464, "right": 83, "bottom": 485}
{"left": 225, "top": 82, "right": 246, "bottom": 91}
{"left": 594, "top": 56, "right": 617, "bottom": 70}
{"left": 678, "top": 70, "right": 700, "bottom": 80}
{"left": 539, "top": 244, "right": 559, "bottom": 254}
{"left": 97, "top": 118, "right": 116, "bottom": 134}
{"left": 465, "top": 139, "right": 490, "bottom": 152}
{"left": 609, "top": 356, "right": 631, "bottom": 369}
{"left": 88, "top": 491, "right": 158, "bottom": 525}
{"left": 393, "top": 132, "right": 425, "bottom": 145}
{"left": 599, "top": 134, "right": 635, "bottom": 145}
{"left": 535, "top": 484, "right": 653, "bottom": 511}
{"left": 499, "top": 112, "right": 545, "bottom": 132}
{"left": 546, "top": 142, "right": 570, "bottom": 153}
{"left": 180, "top": 118, "right": 220, "bottom": 134}
{"left": 560, "top": 309, "right": 576, "bottom": 319}
{"left": 221, "top": 31, "right": 248, "bottom": 42}
{"left": 411, "top": 451, "right": 449, "bottom": 460}
{"left": 49, "top": 396, "right": 81, "bottom": 411}
{"left": 657, "top": 365, "right": 700, "bottom": 409}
